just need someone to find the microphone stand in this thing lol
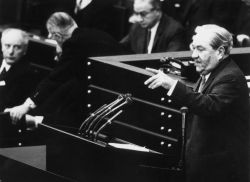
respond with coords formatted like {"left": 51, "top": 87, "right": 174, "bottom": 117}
{"left": 93, "top": 110, "right": 123, "bottom": 141}
{"left": 86, "top": 97, "right": 132, "bottom": 137}
{"left": 78, "top": 94, "right": 124, "bottom": 135}
{"left": 78, "top": 104, "right": 107, "bottom": 133}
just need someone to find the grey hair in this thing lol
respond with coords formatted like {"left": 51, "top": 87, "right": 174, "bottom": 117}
{"left": 46, "top": 12, "right": 77, "bottom": 34}
{"left": 1, "top": 28, "right": 29, "bottom": 46}
{"left": 194, "top": 24, "right": 233, "bottom": 55}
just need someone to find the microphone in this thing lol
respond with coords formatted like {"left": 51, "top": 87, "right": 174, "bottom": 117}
{"left": 78, "top": 94, "right": 124, "bottom": 135}
{"left": 93, "top": 110, "right": 123, "bottom": 141}
{"left": 160, "top": 56, "right": 198, "bottom": 81}
{"left": 86, "top": 94, "right": 133, "bottom": 137}
{"left": 160, "top": 56, "right": 184, "bottom": 70}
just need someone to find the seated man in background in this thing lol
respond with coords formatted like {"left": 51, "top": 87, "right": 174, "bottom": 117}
{"left": 5, "top": 12, "right": 127, "bottom": 128}
{"left": 0, "top": 28, "right": 38, "bottom": 111}
{"left": 120, "top": 0, "right": 186, "bottom": 54}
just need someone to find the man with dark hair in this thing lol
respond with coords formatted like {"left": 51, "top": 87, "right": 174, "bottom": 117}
{"left": 5, "top": 12, "right": 126, "bottom": 127}
{"left": 144, "top": 24, "right": 249, "bottom": 182}
{"left": 120, "top": 0, "right": 186, "bottom": 54}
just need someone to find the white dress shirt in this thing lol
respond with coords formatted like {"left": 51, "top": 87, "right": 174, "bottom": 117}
{"left": 75, "top": 0, "right": 92, "bottom": 13}
{"left": 147, "top": 21, "right": 160, "bottom": 54}
{"left": 0, "top": 59, "right": 11, "bottom": 73}
{"left": 167, "top": 73, "right": 211, "bottom": 96}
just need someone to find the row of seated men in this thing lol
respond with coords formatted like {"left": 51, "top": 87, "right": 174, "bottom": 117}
{"left": 120, "top": 0, "right": 250, "bottom": 53}
{"left": 0, "top": 10, "right": 131, "bottom": 147}
{"left": 0, "top": 2, "right": 250, "bottom": 182}
{"left": 1, "top": 0, "right": 250, "bottom": 144}
{"left": 18, "top": 0, "right": 250, "bottom": 52}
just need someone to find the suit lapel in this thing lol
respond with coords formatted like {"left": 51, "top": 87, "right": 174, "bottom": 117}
{"left": 200, "top": 58, "right": 231, "bottom": 93}
{"left": 152, "top": 15, "right": 167, "bottom": 52}
{"left": 194, "top": 76, "right": 202, "bottom": 92}
{"left": 152, "top": 19, "right": 165, "bottom": 52}
{"left": 0, "top": 57, "right": 28, "bottom": 82}
{"left": 135, "top": 26, "right": 147, "bottom": 53}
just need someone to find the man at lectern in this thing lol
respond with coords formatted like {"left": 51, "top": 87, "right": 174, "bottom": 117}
{"left": 144, "top": 24, "right": 250, "bottom": 182}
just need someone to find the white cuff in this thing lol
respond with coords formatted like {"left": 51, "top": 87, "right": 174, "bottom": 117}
{"left": 167, "top": 80, "right": 178, "bottom": 96}
{"left": 24, "top": 98, "right": 36, "bottom": 109}
{"left": 34, "top": 116, "right": 44, "bottom": 127}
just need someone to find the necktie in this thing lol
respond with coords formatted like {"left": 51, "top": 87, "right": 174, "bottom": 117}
{"left": 198, "top": 75, "right": 206, "bottom": 92}
{"left": 0, "top": 67, "right": 7, "bottom": 80}
{"left": 0, "top": 67, "right": 7, "bottom": 75}
{"left": 144, "top": 29, "right": 151, "bottom": 53}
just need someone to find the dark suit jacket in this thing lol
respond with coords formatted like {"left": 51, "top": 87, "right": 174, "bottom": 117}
{"left": 170, "top": 57, "right": 249, "bottom": 182}
{"left": 120, "top": 14, "right": 186, "bottom": 54}
{"left": 181, "top": 0, "right": 242, "bottom": 42}
{"left": 73, "top": 0, "right": 118, "bottom": 36}
{"left": 30, "top": 28, "right": 127, "bottom": 127}
{"left": 0, "top": 57, "right": 38, "bottom": 112}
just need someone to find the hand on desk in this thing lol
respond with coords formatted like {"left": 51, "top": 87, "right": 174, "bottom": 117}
{"left": 4, "top": 104, "right": 31, "bottom": 124}
{"left": 144, "top": 68, "right": 176, "bottom": 90}
{"left": 4, "top": 98, "right": 36, "bottom": 124}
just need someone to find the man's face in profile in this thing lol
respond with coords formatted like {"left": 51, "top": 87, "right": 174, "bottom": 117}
{"left": 47, "top": 26, "right": 65, "bottom": 47}
{"left": 1, "top": 31, "right": 27, "bottom": 65}
{"left": 133, "top": 0, "right": 160, "bottom": 29}
{"left": 190, "top": 33, "right": 221, "bottom": 75}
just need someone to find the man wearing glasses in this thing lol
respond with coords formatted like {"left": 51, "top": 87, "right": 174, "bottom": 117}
{"left": 120, "top": 0, "right": 186, "bottom": 54}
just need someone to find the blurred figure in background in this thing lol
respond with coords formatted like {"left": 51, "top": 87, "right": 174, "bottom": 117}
{"left": 73, "top": 0, "right": 119, "bottom": 38}
{"left": 5, "top": 12, "right": 127, "bottom": 128}
{"left": 120, "top": 0, "right": 186, "bottom": 54}
{"left": 181, "top": 0, "right": 242, "bottom": 44}
{"left": 235, "top": 0, "right": 250, "bottom": 47}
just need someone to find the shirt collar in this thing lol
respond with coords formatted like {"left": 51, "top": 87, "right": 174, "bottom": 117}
{"left": 1, "top": 59, "right": 11, "bottom": 72}
{"left": 149, "top": 20, "right": 160, "bottom": 33}
{"left": 147, "top": 21, "right": 160, "bottom": 53}
{"left": 201, "top": 73, "right": 211, "bottom": 82}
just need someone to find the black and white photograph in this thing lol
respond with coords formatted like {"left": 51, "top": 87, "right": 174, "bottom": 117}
{"left": 0, "top": 0, "right": 249, "bottom": 182}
